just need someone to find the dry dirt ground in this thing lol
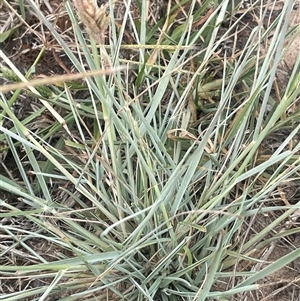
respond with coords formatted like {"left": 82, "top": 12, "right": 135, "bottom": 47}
{"left": 0, "top": 0, "right": 300, "bottom": 300}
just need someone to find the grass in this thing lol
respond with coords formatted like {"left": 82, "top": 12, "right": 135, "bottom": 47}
{"left": 0, "top": 0, "right": 300, "bottom": 300}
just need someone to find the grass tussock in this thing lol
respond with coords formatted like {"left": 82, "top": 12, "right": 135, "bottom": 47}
{"left": 0, "top": 0, "right": 300, "bottom": 300}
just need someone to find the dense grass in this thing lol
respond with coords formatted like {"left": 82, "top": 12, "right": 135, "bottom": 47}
{"left": 0, "top": 0, "right": 299, "bottom": 300}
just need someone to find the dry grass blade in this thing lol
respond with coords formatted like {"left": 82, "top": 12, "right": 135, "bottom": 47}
{"left": 0, "top": 61, "right": 126, "bottom": 93}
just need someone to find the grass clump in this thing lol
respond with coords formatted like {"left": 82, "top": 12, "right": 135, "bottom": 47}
{"left": 0, "top": 0, "right": 299, "bottom": 300}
